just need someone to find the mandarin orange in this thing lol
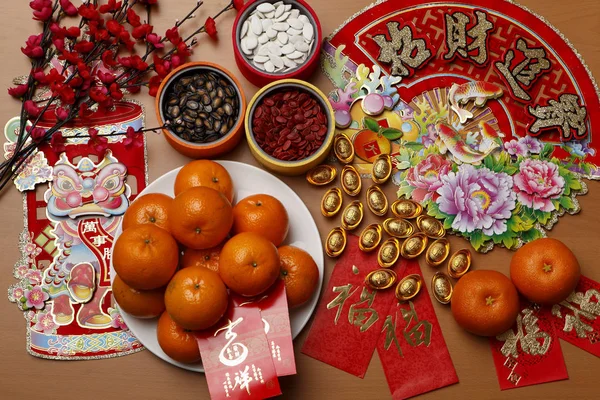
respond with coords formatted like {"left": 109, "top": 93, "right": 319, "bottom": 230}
{"left": 169, "top": 186, "right": 233, "bottom": 250}
{"left": 113, "top": 224, "right": 178, "bottom": 290}
{"left": 157, "top": 311, "right": 201, "bottom": 364}
{"left": 232, "top": 194, "right": 289, "bottom": 246}
{"left": 165, "top": 266, "right": 228, "bottom": 331}
{"left": 510, "top": 238, "right": 580, "bottom": 305}
{"left": 112, "top": 274, "right": 165, "bottom": 318}
{"left": 219, "top": 232, "right": 280, "bottom": 297}
{"left": 122, "top": 193, "right": 173, "bottom": 232}
{"left": 451, "top": 270, "right": 519, "bottom": 337}
{"left": 181, "top": 244, "right": 223, "bottom": 273}
{"left": 174, "top": 160, "right": 234, "bottom": 203}
{"left": 278, "top": 245, "right": 319, "bottom": 308}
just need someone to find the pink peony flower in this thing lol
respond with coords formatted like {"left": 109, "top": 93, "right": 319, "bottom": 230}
{"left": 33, "top": 311, "right": 58, "bottom": 334}
{"left": 25, "top": 269, "right": 43, "bottom": 285}
{"left": 436, "top": 165, "right": 516, "bottom": 235}
{"left": 24, "top": 286, "right": 49, "bottom": 310}
{"left": 514, "top": 159, "right": 565, "bottom": 212}
{"left": 504, "top": 139, "right": 527, "bottom": 157}
{"left": 518, "top": 136, "right": 542, "bottom": 154}
{"left": 405, "top": 154, "right": 452, "bottom": 202}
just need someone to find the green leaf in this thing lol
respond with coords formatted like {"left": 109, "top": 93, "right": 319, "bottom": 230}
{"left": 443, "top": 216, "right": 455, "bottom": 230}
{"left": 582, "top": 163, "right": 592, "bottom": 175}
{"left": 469, "top": 231, "right": 486, "bottom": 251}
{"left": 533, "top": 209, "right": 552, "bottom": 225}
{"left": 404, "top": 142, "right": 424, "bottom": 153}
{"left": 506, "top": 214, "right": 534, "bottom": 233}
{"left": 540, "top": 143, "right": 554, "bottom": 159}
{"left": 363, "top": 117, "right": 380, "bottom": 133}
{"left": 396, "top": 184, "right": 414, "bottom": 198}
{"left": 426, "top": 202, "right": 448, "bottom": 220}
{"left": 559, "top": 196, "right": 575, "bottom": 211}
{"left": 380, "top": 128, "right": 403, "bottom": 141}
{"left": 521, "top": 228, "right": 544, "bottom": 243}
{"left": 502, "top": 236, "right": 515, "bottom": 249}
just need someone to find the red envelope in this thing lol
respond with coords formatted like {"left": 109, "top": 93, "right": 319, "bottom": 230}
{"left": 549, "top": 275, "right": 600, "bottom": 357}
{"left": 302, "top": 235, "right": 399, "bottom": 378}
{"left": 196, "top": 304, "right": 281, "bottom": 400}
{"left": 376, "top": 260, "right": 458, "bottom": 399}
{"left": 490, "top": 301, "right": 568, "bottom": 390}
{"left": 232, "top": 280, "right": 297, "bottom": 377}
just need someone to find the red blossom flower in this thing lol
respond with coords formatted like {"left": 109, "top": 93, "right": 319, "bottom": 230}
{"left": 106, "top": 19, "right": 123, "bottom": 36}
{"left": 118, "top": 55, "right": 148, "bottom": 72}
{"left": 170, "top": 54, "right": 183, "bottom": 69}
{"left": 59, "top": 0, "right": 78, "bottom": 16}
{"left": 127, "top": 8, "right": 141, "bottom": 27}
{"left": 233, "top": 0, "right": 245, "bottom": 11}
{"left": 51, "top": 82, "right": 75, "bottom": 104}
{"left": 90, "top": 86, "right": 109, "bottom": 103}
{"left": 205, "top": 17, "right": 217, "bottom": 39}
{"left": 124, "top": 127, "right": 144, "bottom": 149}
{"left": 55, "top": 107, "right": 69, "bottom": 121}
{"left": 45, "top": 69, "right": 65, "bottom": 84}
{"left": 176, "top": 42, "right": 191, "bottom": 58}
{"left": 77, "top": 62, "right": 92, "bottom": 80}
{"left": 53, "top": 38, "right": 65, "bottom": 52}
{"left": 109, "top": 83, "right": 123, "bottom": 100}
{"left": 8, "top": 84, "right": 29, "bottom": 98}
{"left": 87, "top": 128, "right": 108, "bottom": 154}
{"left": 165, "top": 27, "right": 182, "bottom": 45}
{"left": 74, "top": 40, "right": 95, "bottom": 53}
{"left": 59, "top": 50, "right": 81, "bottom": 64}
{"left": 78, "top": 3, "right": 100, "bottom": 20}
{"left": 148, "top": 75, "right": 162, "bottom": 97}
{"left": 154, "top": 55, "right": 171, "bottom": 77}
{"left": 33, "top": 5, "right": 53, "bottom": 21}
{"left": 98, "top": 71, "right": 116, "bottom": 84}
{"left": 132, "top": 24, "right": 153, "bottom": 40}
{"left": 147, "top": 33, "right": 164, "bottom": 49}
{"left": 29, "top": 0, "right": 51, "bottom": 11}
{"left": 26, "top": 125, "right": 46, "bottom": 142}
{"left": 24, "top": 100, "right": 42, "bottom": 118}
{"left": 21, "top": 34, "right": 44, "bottom": 59}
{"left": 102, "top": 50, "right": 117, "bottom": 67}
{"left": 50, "top": 131, "right": 66, "bottom": 153}
{"left": 99, "top": 0, "right": 122, "bottom": 14}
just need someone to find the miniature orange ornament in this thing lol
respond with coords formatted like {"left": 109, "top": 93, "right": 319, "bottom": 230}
{"left": 510, "top": 238, "right": 580, "bottom": 305}
{"left": 219, "top": 232, "right": 280, "bottom": 297}
{"left": 122, "top": 193, "right": 173, "bottom": 232}
{"left": 157, "top": 311, "right": 201, "bottom": 364}
{"left": 174, "top": 160, "right": 234, "bottom": 203}
{"left": 232, "top": 194, "right": 289, "bottom": 246}
{"left": 451, "top": 270, "right": 520, "bottom": 337}
{"left": 165, "top": 267, "right": 229, "bottom": 331}
{"left": 113, "top": 224, "right": 179, "bottom": 290}
{"left": 169, "top": 186, "right": 233, "bottom": 250}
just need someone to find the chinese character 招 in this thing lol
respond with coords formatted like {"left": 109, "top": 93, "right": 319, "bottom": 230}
{"left": 400, "top": 301, "right": 432, "bottom": 347}
{"left": 373, "top": 21, "right": 432, "bottom": 77}
{"left": 348, "top": 287, "right": 379, "bottom": 332}
{"left": 496, "top": 308, "right": 552, "bottom": 358}
{"left": 494, "top": 37, "right": 551, "bottom": 101}
{"left": 327, "top": 283, "right": 358, "bottom": 325}
{"left": 528, "top": 94, "right": 588, "bottom": 140}
{"left": 552, "top": 289, "right": 600, "bottom": 339}
{"left": 444, "top": 10, "right": 494, "bottom": 65}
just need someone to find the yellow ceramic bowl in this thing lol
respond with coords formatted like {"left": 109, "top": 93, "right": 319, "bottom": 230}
{"left": 245, "top": 79, "right": 335, "bottom": 176}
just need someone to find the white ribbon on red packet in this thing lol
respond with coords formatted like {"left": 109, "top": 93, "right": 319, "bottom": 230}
{"left": 232, "top": 280, "right": 297, "bottom": 377}
{"left": 196, "top": 303, "right": 282, "bottom": 400}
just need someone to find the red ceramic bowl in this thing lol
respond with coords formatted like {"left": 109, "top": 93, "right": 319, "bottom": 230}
{"left": 232, "top": 0, "right": 323, "bottom": 87}
{"left": 155, "top": 62, "right": 247, "bottom": 159}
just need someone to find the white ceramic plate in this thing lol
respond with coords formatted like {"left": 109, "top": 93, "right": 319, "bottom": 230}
{"left": 109, "top": 161, "right": 324, "bottom": 372}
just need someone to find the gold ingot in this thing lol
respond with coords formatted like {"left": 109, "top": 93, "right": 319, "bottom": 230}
{"left": 334, "top": 134, "right": 355, "bottom": 164}
{"left": 358, "top": 223, "right": 382, "bottom": 252}
{"left": 365, "top": 269, "right": 397, "bottom": 290}
{"left": 341, "top": 165, "right": 361, "bottom": 196}
{"left": 366, "top": 185, "right": 389, "bottom": 217}
{"left": 325, "top": 227, "right": 347, "bottom": 258}
{"left": 321, "top": 188, "right": 343, "bottom": 217}
{"left": 377, "top": 237, "right": 401, "bottom": 268}
{"left": 372, "top": 154, "right": 393, "bottom": 184}
{"left": 400, "top": 232, "right": 428, "bottom": 259}
{"left": 306, "top": 165, "right": 337, "bottom": 186}
{"left": 416, "top": 215, "right": 445, "bottom": 239}
{"left": 447, "top": 249, "right": 472, "bottom": 279}
{"left": 341, "top": 201, "right": 364, "bottom": 231}
{"left": 382, "top": 218, "right": 415, "bottom": 238}
{"left": 431, "top": 272, "right": 453, "bottom": 305}
{"left": 395, "top": 274, "right": 423, "bottom": 301}
{"left": 425, "top": 238, "right": 450, "bottom": 267}
{"left": 391, "top": 198, "right": 423, "bottom": 219}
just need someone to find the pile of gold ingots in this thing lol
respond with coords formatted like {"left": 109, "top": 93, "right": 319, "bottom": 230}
{"left": 306, "top": 135, "right": 473, "bottom": 305}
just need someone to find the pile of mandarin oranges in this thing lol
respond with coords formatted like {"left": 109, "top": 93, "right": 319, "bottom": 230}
{"left": 112, "top": 160, "right": 319, "bottom": 364}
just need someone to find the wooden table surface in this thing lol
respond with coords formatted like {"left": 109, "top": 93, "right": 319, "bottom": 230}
{"left": 1, "top": 1, "right": 600, "bottom": 399}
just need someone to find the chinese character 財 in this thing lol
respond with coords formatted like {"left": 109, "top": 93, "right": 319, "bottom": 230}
{"left": 552, "top": 289, "right": 600, "bottom": 338}
{"left": 400, "top": 301, "right": 432, "bottom": 347}
{"left": 528, "top": 94, "right": 588, "bottom": 140}
{"left": 373, "top": 21, "right": 432, "bottom": 77}
{"left": 327, "top": 283, "right": 358, "bottom": 325}
{"left": 444, "top": 10, "right": 494, "bottom": 65}
{"left": 348, "top": 287, "right": 379, "bottom": 332}
{"left": 496, "top": 308, "right": 552, "bottom": 358}
{"left": 494, "top": 38, "right": 551, "bottom": 101}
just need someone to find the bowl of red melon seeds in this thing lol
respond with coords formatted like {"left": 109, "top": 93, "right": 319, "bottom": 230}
{"left": 244, "top": 79, "right": 335, "bottom": 176}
